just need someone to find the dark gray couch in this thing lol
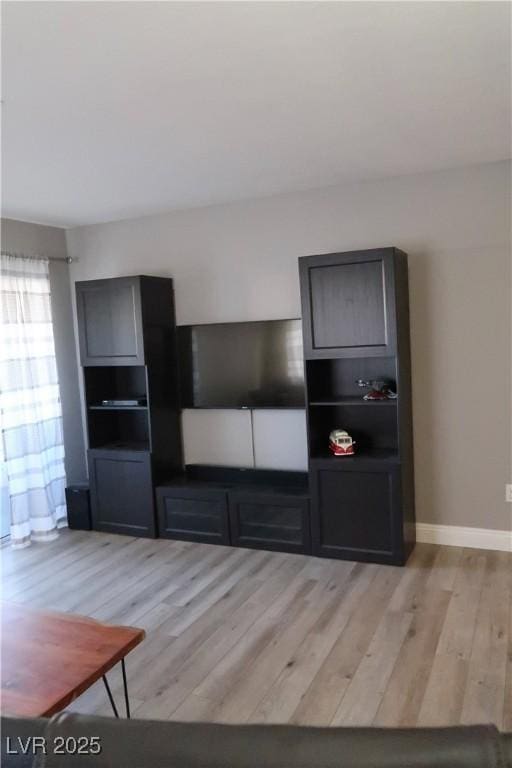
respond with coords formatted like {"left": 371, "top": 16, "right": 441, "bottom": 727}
{"left": 2, "top": 713, "right": 511, "bottom": 768}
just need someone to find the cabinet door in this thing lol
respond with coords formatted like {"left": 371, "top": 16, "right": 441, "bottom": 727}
{"left": 88, "top": 449, "right": 155, "bottom": 537}
{"left": 76, "top": 278, "right": 144, "bottom": 366}
{"left": 156, "top": 486, "right": 229, "bottom": 545}
{"left": 310, "top": 464, "right": 403, "bottom": 564}
{"left": 300, "top": 249, "right": 397, "bottom": 359}
{"left": 229, "top": 491, "right": 310, "bottom": 554}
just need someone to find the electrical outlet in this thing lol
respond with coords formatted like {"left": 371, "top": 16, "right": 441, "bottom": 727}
{"left": 506, "top": 484, "right": 512, "bottom": 503}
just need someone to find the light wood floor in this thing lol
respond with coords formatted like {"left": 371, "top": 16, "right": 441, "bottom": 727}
{"left": 2, "top": 530, "right": 511, "bottom": 728}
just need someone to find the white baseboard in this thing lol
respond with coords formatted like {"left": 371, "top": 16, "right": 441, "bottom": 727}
{"left": 416, "top": 523, "right": 512, "bottom": 552}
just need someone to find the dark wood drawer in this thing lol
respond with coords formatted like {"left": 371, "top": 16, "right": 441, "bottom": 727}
{"left": 228, "top": 490, "right": 310, "bottom": 555}
{"left": 156, "top": 485, "right": 229, "bottom": 545}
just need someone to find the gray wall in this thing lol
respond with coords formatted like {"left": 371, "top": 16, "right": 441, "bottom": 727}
{"left": 66, "top": 161, "right": 512, "bottom": 532}
{"left": 1, "top": 218, "right": 86, "bottom": 483}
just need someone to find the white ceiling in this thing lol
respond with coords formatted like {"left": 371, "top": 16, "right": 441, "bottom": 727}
{"left": 2, "top": 1, "right": 510, "bottom": 228}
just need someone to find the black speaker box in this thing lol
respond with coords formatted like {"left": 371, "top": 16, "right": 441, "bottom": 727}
{"left": 65, "top": 484, "right": 92, "bottom": 530}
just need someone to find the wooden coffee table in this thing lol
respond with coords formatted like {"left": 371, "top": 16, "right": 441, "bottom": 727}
{"left": 1, "top": 602, "right": 145, "bottom": 718}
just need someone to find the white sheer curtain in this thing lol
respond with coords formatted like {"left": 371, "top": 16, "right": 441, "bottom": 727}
{"left": 0, "top": 253, "right": 67, "bottom": 547}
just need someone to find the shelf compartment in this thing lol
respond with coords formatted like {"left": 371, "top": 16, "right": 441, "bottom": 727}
{"left": 87, "top": 408, "right": 150, "bottom": 451}
{"left": 306, "top": 356, "right": 397, "bottom": 403}
{"left": 84, "top": 366, "right": 148, "bottom": 405}
{"left": 308, "top": 402, "right": 398, "bottom": 457}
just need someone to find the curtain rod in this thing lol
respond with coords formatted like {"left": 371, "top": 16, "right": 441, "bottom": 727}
{"left": 1, "top": 250, "right": 76, "bottom": 264}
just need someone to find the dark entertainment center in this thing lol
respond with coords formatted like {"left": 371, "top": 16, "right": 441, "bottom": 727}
{"left": 75, "top": 247, "right": 415, "bottom": 565}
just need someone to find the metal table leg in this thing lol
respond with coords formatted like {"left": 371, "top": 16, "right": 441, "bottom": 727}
{"left": 121, "top": 657, "right": 131, "bottom": 718}
{"left": 102, "top": 674, "right": 119, "bottom": 718}
{"left": 102, "top": 658, "right": 131, "bottom": 719}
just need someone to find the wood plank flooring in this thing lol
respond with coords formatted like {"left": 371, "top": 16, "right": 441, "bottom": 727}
{"left": 2, "top": 530, "right": 511, "bottom": 728}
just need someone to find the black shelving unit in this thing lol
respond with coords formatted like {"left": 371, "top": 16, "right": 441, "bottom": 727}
{"left": 299, "top": 248, "right": 415, "bottom": 565}
{"left": 76, "top": 276, "right": 183, "bottom": 538}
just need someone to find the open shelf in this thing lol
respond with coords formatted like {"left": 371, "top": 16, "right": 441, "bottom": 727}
{"left": 305, "top": 357, "right": 397, "bottom": 403}
{"left": 87, "top": 408, "right": 150, "bottom": 451}
{"left": 308, "top": 399, "right": 398, "bottom": 457}
{"left": 310, "top": 448, "right": 401, "bottom": 464}
{"left": 93, "top": 441, "right": 150, "bottom": 452}
{"left": 84, "top": 366, "right": 148, "bottom": 404}
{"left": 84, "top": 365, "right": 151, "bottom": 451}
{"left": 309, "top": 397, "right": 396, "bottom": 407}
{"left": 89, "top": 405, "right": 148, "bottom": 411}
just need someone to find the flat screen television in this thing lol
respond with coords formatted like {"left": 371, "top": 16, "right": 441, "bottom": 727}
{"left": 178, "top": 319, "right": 305, "bottom": 408}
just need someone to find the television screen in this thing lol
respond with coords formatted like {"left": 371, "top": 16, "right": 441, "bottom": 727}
{"left": 178, "top": 319, "right": 305, "bottom": 408}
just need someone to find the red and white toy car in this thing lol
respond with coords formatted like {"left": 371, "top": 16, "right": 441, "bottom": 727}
{"left": 329, "top": 429, "right": 356, "bottom": 456}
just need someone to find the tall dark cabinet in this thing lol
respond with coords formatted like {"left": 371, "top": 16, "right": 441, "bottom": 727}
{"left": 299, "top": 248, "right": 415, "bottom": 565}
{"left": 76, "top": 276, "right": 182, "bottom": 537}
